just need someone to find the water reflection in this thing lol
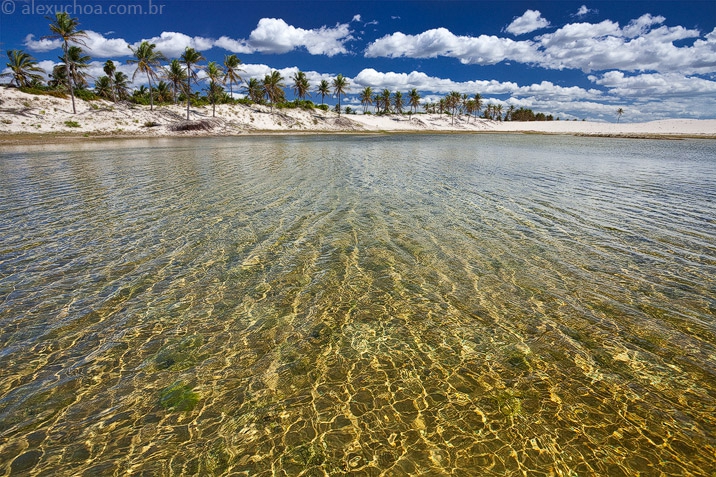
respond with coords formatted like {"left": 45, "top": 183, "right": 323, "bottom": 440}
{"left": 1, "top": 135, "right": 715, "bottom": 475}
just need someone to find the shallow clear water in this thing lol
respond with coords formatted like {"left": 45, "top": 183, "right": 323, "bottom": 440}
{"left": 0, "top": 134, "right": 715, "bottom": 476}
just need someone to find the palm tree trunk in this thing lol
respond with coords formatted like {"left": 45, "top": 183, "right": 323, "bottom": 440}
{"left": 64, "top": 42, "right": 76, "bottom": 114}
{"left": 147, "top": 73, "right": 154, "bottom": 111}
{"left": 186, "top": 75, "right": 191, "bottom": 120}
{"left": 110, "top": 78, "right": 116, "bottom": 103}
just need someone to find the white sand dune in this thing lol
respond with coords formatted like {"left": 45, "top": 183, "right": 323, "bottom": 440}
{"left": 1, "top": 86, "right": 714, "bottom": 140}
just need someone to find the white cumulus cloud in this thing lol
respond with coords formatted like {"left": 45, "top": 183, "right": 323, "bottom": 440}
{"left": 590, "top": 71, "right": 716, "bottom": 97}
{"left": 24, "top": 34, "right": 62, "bottom": 52}
{"left": 505, "top": 10, "right": 551, "bottom": 36}
{"left": 24, "top": 18, "right": 355, "bottom": 59}
{"left": 365, "top": 28, "right": 539, "bottom": 65}
{"left": 136, "top": 32, "right": 214, "bottom": 58}
{"left": 366, "top": 14, "right": 716, "bottom": 75}
{"left": 247, "top": 18, "right": 352, "bottom": 56}
{"left": 83, "top": 31, "right": 131, "bottom": 57}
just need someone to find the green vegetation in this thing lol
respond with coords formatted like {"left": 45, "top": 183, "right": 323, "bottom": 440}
{"left": 1, "top": 50, "right": 44, "bottom": 87}
{"left": 4, "top": 10, "right": 566, "bottom": 124}
{"left": 46, "top": 12, "right": 89, "bottom": 114}
{"left": 64, "top": 120, "right": 80, "bottom": 127}
{"left": 159, "top": 380, "right": 199, "bottom": 412}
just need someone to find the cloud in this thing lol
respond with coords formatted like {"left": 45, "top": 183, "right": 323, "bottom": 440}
{"left": 365, "top": 28, "right": 539, "bottom": 65}
{"left": 136, "top": 32, "right": 214, "bottom": 58}
{"left": 25, "top": 30, "right": 131, "bottom": 58}
{"left": 350, "top": 68, "right": 602, "bottom": 102}
{"left": 622, "top": 13, "right": 666, "bottom": 38}
{"left": 590, "top": 71, "right": 716, "bottom": 97}
{"left": 366, "top": 14, "right": 716, "bottom": 74}
{"left": 24, "top": 34, "right": 62, "bottom": 52}
{"left": 247, "top": 18, "right": 352, "bottom": 56}
{"left": 25, "top": 18, "right": 354, "bottom": 58}
{"left": 84, "top": 31, "right": 131, "bottom": 57}
{"left": 506, "top": 10, "right": 551, "bottom": 35}
{"left": 536, "top": 17, "right": 708, "bottom": 73}
{"left": 214, "top": 36, "right": 253, "bottom": 54}
{"left": 352, "top": 14, "right": 361, "bottom": 22}
{"left": 575, "top": 5, "right": 596, "bottom": 17}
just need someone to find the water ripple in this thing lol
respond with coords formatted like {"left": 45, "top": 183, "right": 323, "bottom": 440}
{"left": 1, "top": 135, "right": 715, "bottom": 475}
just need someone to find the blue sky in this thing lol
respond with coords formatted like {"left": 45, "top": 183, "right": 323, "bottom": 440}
{"left": 1, "top": 0, "right": 715, "bottom": 121}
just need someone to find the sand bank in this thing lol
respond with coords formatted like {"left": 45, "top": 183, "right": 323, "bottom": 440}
{"left": 1, "top": 87, "right": 714, "bottom": 144}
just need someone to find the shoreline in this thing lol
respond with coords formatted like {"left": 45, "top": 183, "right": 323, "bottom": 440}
{"left": 2, "top": 87, "right": 715, "bottom": 145}
{"left": 3, "top": 130, "right": 715, "bottom": 148}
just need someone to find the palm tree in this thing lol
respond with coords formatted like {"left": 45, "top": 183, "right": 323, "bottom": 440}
{"left": 438, "top": 98, "right": 446, "bottom": 115}
{"left": 223, "top": 54, "right": 242, "bottom": 99}
{"left": 465, "top": 99, "right": 475, "bottom": 122}
{"left": 262, "top": 70, "right": 285, "bottom": 114}
{"left": 473, "top": 93, "right": 483, "bottom": 120}
{"left": 332, "top": 74, "right": 348, "bottom": 117}
{"left": 102, "top": 60, "right": 116, "bottom": 102}
{"left": 163, "top": 59, "right": 186, "bottom": 105}
{"left": 392, "top": 91, "right": 404, "bottom": 115}
{"left": 180, "top": 47, "right": 205, "bottom": 120}
{"left": 127, "top": 41, "right": 166, "bottom": 111}
{"left": 2, "top": 50, "right": 45, "bottom": 88}
{"left": 113, "top": 71, "right": 130, "bottom": 100}
{"left": 292, "top": 71, "right": 311, "bottom": 101}
{"left": 486, "top": 104, "right": 495, "bottom": 120}
{"left": 496, "top": 104, "right": 503, "bottom": 121}
{"left": 244, "top": 77, "right": 263, "bottom": 103}
{"left": 616, "top": 108, "right": 624, "bottom": 123}
{"left": 373, "top": 93, "right": 383, "bottom": 114}
{"left": 94, "top": 76, "right": 113, "bottom": 99}
{"left": 358, "top": 86, "right": 373, "bottom": 113}
{"left": 317, "top": 79, "right": 330, "bottom": 105}
{"left": 48, "top": 64, "right": 67, "bottom": 89}
{"left": 133, "top": 85, "right": 149, "bottom": 102}
{"left": 63, "top": 46, "right": 90, "bottom": 89}
{"left": 154, "top": 81, "right": 172, "bottom": 104}
{"left": 205, "top": 61, "right": 224, "bottom": 117}
{"left": 45, "top": 12, "right": 88, "bottom": 114}
{"left": 506, "top": 105, "right": 515, "bottom": 121}
{"left": 446, "top": 91, "right": 461, "bottom": 125}
{"left": 381, "top": 89, "right": 391, "bottom": 114}
{"left": 408, "top": 88, "right": 421, "bottom": 118}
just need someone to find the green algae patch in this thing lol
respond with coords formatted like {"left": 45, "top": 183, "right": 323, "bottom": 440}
{"left": 159, "top": 381, "right": 200, "bottom": 412}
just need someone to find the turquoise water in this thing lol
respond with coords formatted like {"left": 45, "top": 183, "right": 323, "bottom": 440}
{"left": 0, "top": 134, "right": 715, "bottom": 475}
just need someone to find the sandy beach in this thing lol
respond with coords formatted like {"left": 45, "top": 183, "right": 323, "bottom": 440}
{"left": 1, "top": 87, "right": 715, "bottom": 144}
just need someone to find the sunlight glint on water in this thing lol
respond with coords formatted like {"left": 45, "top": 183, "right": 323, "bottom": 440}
{"left": 0, "top": 134, "right": 715, "bottom": 475}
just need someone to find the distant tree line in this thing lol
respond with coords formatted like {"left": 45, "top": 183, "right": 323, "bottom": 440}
{"left": 2, "top": 11, "right": 559, "bottom": 122}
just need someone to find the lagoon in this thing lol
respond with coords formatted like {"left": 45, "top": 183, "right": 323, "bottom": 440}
{"left": 1, "top": 134, "right": 715, "bottom": 475}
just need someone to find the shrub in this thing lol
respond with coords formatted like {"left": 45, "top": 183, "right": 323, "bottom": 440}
{"left": 74, "top": 89, "right": 98, "bottom": 101}
{"left": 64, "top": 120, "right": 81, "bottom": 128}
{"left": 316, "top": 104, "right": 329, "bottom": 112}
{"left": 19, "top": 86, "right": 68, "bottom": 99}
{"left": 143, "top": 121, "right": 160, "bottom": 128}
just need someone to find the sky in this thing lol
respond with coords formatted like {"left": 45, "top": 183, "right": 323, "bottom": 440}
{"left": 1, "top": 0, "right": 715, "bottom": 122}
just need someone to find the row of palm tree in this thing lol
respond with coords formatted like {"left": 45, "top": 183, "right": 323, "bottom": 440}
{"left": 4, "top": 12, "right": 562, "bottom": 123}
{"left": 357, "top": 88, "right": 422, "bottom": 117}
